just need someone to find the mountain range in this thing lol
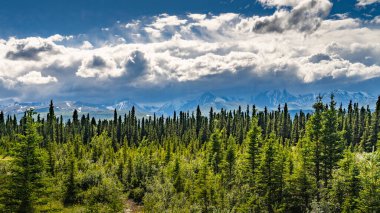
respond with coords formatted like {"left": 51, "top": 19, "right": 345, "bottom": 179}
{"left": 0, "top": 89, "right": 377, "bottom": 120}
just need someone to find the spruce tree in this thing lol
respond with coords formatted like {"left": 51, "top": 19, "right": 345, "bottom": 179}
{"left": 331, "top": 149, "right": 361, "bottom": 212}
{"left": 245, "top": 116, "right": 262, "bottom": 183}
{"left": 208, "top": 131, "right": 222, "bottom": 174}
{"left": 358, "top": 151, "right": 380, "bottom": 211}
{"left": 225, "top": 136, "right": 236, "bottom": 187}
{"left": 3, "top": 110, "right": 47, "bottom": 212}
{"left": 367, "top": 96, "right": 380, "bottom": 151}
{"left": 284, "top": 138, "right": 315, "bottom": 212}
{"left": 320, "top": 94, "right": 343, "bottom": 187}
{"left": 306, "top": 95, "right": 324, "bottom": 201}
{"left": 172, "top": 158, "right": 183, "bottom": 193}
{"left": 63, "top": 147, "right": 77, "bottom": 206}
{"left": 256, "top": 134, "right": 285, "bottom": 212}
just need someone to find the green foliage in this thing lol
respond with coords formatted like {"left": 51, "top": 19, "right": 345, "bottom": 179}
{"left": 330, "top": 149, "right": 361, "bottom": 212}
{"left": 357, "top": 152, "right": 380, "bottom": 212}
{"left": 1, "top": 110, "right": 47, "bottom": 212}
{"left": 207, "top": 130, "right": 222, "bottom": 173}
{"left": 283, "top": 138, "right": 315, "bottom": 212}
{"left": 1, "top": 97, "right": 380, "bottom": 212}
{"left": 255, "top": 134, "right": 286, "bottom": 212}
{"left": 246, "top": 116, "right": 261, "bottom": 180}
{"left": 83, "top": 176, "right": 123, "bottom": 212}
{"left": 63, "top": 148, "right": 78, "bottom": 206}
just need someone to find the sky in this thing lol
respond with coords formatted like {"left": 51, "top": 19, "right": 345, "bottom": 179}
{"left": 0, "top": 0, "right": 379, "bottom": 103}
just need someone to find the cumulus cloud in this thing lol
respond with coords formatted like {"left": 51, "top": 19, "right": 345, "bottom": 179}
{"left": 309, "top": 53, "right": 332, "bottom": 63}
{"left": 5, "top": 37, "right": 58, "bottom": 60}
{"left": 0, "top": 0, "right": 379, "bottom": 102}
{"left": 327, "top": 42, "right": 380, "bottom": 66}
{"left": 257, "top": 0, "right": 301, "bottom": 7}
{"left": 76, "top": 55, "right": 124, "bottom": 79}
{"left": 187, "top": 14, "right": 207, "bottom": 21}
{"left": 356, "top": 0, "right": 380, "bottom": 6}
{"left": 251, "top": 0, "right": 332, "bottom": 33}
{"left": 17, "top": 71, "right": 57, "bottom": 85}
{"left": 371, "top": 16, "right": 380, "bottom": 24}
{"left": 124, "top": 50, "right": 149, "bottom": 80}
{"left": 149, "top": 14, "right": 188, "bottom": 30}
{"left": 81, "top": 41, "right": 94, "bottom": 49}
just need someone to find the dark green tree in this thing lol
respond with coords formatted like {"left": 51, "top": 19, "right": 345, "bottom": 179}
{"left": 245, "top": 116, "right": 262, "bottom": 182}
{"left": 256, "top": 134, "right": 285, "bottom": 212}
{"left": 2, "top": 110, "right": 47, "bottom": 212}
{"left": 331, "top": 149, "right": 361, "bottom": 212}
{"left": 306, "top": 95, "right": 324, "bottom": 201}
{"left": 320, "top": 94, "right": 343, "bottom": 187}
{"left": 63, "top": 147, "right": 78, "bottom": 206}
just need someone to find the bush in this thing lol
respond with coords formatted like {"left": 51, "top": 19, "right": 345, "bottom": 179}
{"left": 82, "top": 176, "right": 123, "bottom": 212}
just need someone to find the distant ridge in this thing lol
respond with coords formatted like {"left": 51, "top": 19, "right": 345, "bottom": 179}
{"left": 0, "top": 90, "right": 377, "bottom": 119}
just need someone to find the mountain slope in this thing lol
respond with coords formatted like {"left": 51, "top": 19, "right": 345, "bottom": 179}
{"left": 0, "top": 89, "right": 377, "bottom": 119}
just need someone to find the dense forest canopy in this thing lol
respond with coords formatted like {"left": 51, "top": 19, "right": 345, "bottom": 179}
{"left": 1, "top": 95, "right": 380, "bottom": 212}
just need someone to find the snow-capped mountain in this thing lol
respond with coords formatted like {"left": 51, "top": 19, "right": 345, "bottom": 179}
{"left": 0, "top": 89, "right": 378, "bottom": 119}
{"left": 106, "top": 99, "right": 143, "bottom": 111}
{"left": 253, "top": 89, "right": 377, "bottom": 109}
{"left": 253, "top": 89, "right": 297, "bottom": 108}
{"left": 156, "top": 92, "right": 244, "bottom": 115}
{"left": 323, "top": 89, "right": 375, "bottom": 107}
{"left": 0, "top": 101, "right": 111, "bottom": 120}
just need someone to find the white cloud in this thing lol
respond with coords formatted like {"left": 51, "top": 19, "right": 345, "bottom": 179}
{"left": 76, "top": 55, "right": 124, "bottom": 79}
{"left": 17, "top": 71, "right": 57, "bottom": 85}
{"left": 0, "top": 0, "right": 380, "bottom": 101}
{"left": 250, "top": 0, "right": 332, "bottom": 33}
{"left": 258, "top": 0, "right": 306, "bottom": 7}
{"left": 81, "top": 41, "right": 94, "bottom": 49}
{"left": 149, "top": 14, "right": 188, "bottom": 30}
{"left": 356, "top": 0, "right": 380, "bottom": 6}
{"left": 371, "top": 16, "right": 380, "bottom": 24}
{"left": 333, "top": 13, "right": 350, "bottom": 20}
{"left": 4, "top": 36, "right": 59, "bottom": 60}
{"left": 187, "top": 14, "right": 207, "bottom": 21}
{"left": 191, "top": 13, "right": 240, "bottom": 32}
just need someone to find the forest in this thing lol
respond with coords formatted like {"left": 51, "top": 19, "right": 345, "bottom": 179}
{"left": 1, "top": 95, "right": 380, "bottom": 212}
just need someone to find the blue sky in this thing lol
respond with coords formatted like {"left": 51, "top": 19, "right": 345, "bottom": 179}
{"left": 0, "top": 0, "right": 272, "bottom": 37}
{"left": 0, "top": 0, "right": 379, "bottom": 103}
{"left": 0, "top": 0, "right": 377, "bottom": 37}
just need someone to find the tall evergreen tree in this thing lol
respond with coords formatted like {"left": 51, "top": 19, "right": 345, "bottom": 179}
{"left": 367, "top": 96, "right": 380, "bottom": 151}
{"left": 208, "top": 131, "right": 222, "bottom": 174}
{"left": 306, "top": 95, "right": 324, "bottom": 201}
{"left": 358, "top": 151, "right": 380, "bottom": 212}
{"left": 224, "top": 136, "right": 236, "bottom": 187}
{"left": 256, "top": 134, "right": 285, "bottom": 212}
{"left": 2, "top": 110, "right": 47, "bottom": 212}
{"left": 284, "top": 138, "right": 315, "bottom": 212}
{"left": 320, "top": 94, "right": 343, "bottom": 187}
{"left": 331, "top": 149, "right": 361, "bottom": 212}
{"left": 63, "top": 147, "right": 78, "bottom": 206}
{"left": 245, "top": 116, "right": 262, "bottom": 182}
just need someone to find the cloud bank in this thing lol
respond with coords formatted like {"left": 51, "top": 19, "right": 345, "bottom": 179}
{"left": 0, "top": 0, "right": 379, "bottom": 102}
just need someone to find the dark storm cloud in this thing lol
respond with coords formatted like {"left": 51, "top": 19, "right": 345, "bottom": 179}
{"left": 90, "top": 55, "right": 107, "bottom": 68}
{"left": 309, "top": 53, "right": 332, "bottom": 63}
{"left": 125, "top": 50, "right": 149, "bottom": 79}
{"left": 252, "top": 0, "right": 332, "bottom": 33}
{"left": 5, "top": 41, "right": 56, "bottom": 61}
